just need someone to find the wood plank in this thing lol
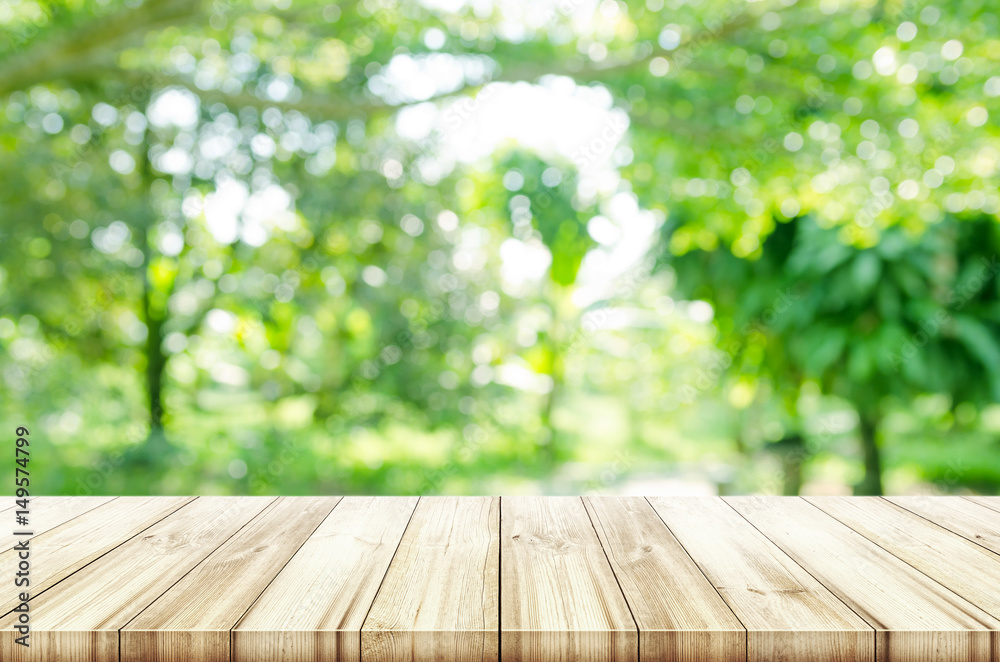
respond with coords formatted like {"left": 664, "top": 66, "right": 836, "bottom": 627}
{"left": 966, "top": 496, "right": 1000, "bottom": 515}
{"left": 646, "top": 497, "right": 871, "bottom": 662}
{"left": 362, "top": 496, "right": 499, "bottom": 662}
{"left": 808, "top": 496, "right": 1000, "bottom": 620}
{"left": 501, "top": 496, "right": 637, "bottom": 662}
{"left": 728, "top": 496, "right": 1000, "bottom": 662}
{"left": 122, "top": 496, "right": 341, "bottom": 662}
{"left": 4, "top": 494, "right": 1000, "bottom": 662}
{"left": 233, "top": 496, "right": 418, "bottom": 662}
{"left": 0, "top": 496, "right": 194, "bottom": 616}
{"left": 0, "top": 496, "right": 274, "bottom": 662}
{"left": 0, "top": 496, "right": 115, "bottom": 551}
{"left": 886, "top": 496, "right": 1000, "bottom": 555}
{"left": 584, "top": 497, "right": 745, "bottom": 662}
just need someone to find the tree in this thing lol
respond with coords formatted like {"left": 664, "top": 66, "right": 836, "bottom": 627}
{"left": 2, "top": 0, "right": 999, "bottom": 494}
{"left": 671, "top": 213, "right": 1000, "bottom": 494}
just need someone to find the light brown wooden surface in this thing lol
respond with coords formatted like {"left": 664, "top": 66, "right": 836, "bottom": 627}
{"left": 3, "top": 496, "right": 1000, "bottom": 662}
{"left": 729, "top": 496, "right": 1000, "bottom": 662}
{"left": 886, "top": 495, "right": 1000, "bottom": 555}
{"left": 0, "top": 497, "right": 273, "bottom": 662}
{"left": 809, "top": 496, "right": 1000, "bottom": 621}
{"left": 0, "top": 496, "right": 193, "bottom": 616}
{"left": 966, "top": 496, "right": 1000, "bottom": 515}
{"left": 583, "top": 497, "right": 744, "bottom": 662}
{"left": 233, "top": 496, "right": 417, "bottom": 662}
{"left": 647, "top": 497, "right": 872, "bottom": 662}
{"left": 362, "top": 497, "right": 499, "bottom": 662}
{"left": 0, "top": 496, "right": 115, "bottom": 551}
{"left": 501, "top": 496, "right": 637, "bottom": 662}
{"left": 122, "top": 497, "right": 341, "bottom": 662}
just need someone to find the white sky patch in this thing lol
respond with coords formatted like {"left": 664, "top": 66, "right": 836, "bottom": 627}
{"left": 499, "top": 237, "right": 552, "bottom": 296}
{"left": 194, "top": 38, "right": 658, "bottom": 313}
{"left": 494, "top": 361, "right": 554, "bottom": 394}
{"left": 587, "top": 215, "right": 620, "bottom": 245}
{"left": 432, "top": 78, "right": 625, "bottom": 178}
{"left": 200, "top": 133, "right": 237, "bottom": 161}
{"left": 201, "top": 181, "right": 296, "bottom": 247}
{"left": 370, "top": 54, "right": 492, "bottom": 104}
{"left": 206, "top": 309, "right": 237, "bottom": 334}
{"left": 395, "top": 76, "right": 626, "bottom": 179}
{"left": 392, "top": 71, "right": 658, "bottom": 305}
{"left": 203, "top": 179, "right": 247, "bottom": 244}
{"left": 573, "top": 192, "right": 663, "bottom": 308}
{"left": 157, "top": 222, "right": 185, "bottom": 256}
{"left": 396, "top": 102, "right": 439, "bottom": 141}
{"left": 686, "top": 300, "right": 715, "bottom": 324}
{"left": 157, "top": 146, "right": 194, "bottom": 175}
{"left": 211, "top": 362, "right": 250, "bottom": 387}
{"left": 241, "top": 184, "right": 295, "bottom": 246}
{"left": 147, "top": 87, "right": 200, "bottom": 129}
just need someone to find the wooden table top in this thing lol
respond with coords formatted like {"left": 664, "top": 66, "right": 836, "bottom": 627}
{"left": 1, "top": 496, "right": 999, "bottom": 661}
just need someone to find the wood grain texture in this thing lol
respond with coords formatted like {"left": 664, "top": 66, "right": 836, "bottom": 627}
{"left": 646, "top": 497, "right": 871, "bottom": 662}
{"left": 583, "top": 497, "right": 745, "bottom": 662}
{"left": 501, "top": 496, "right": 637, "bottom": 662}
{"left": 0, "top": 496, "right": 194, "bottom": 616}
{"left": 0, "top": 496, "right": 115, "bottom": 551}
{"left": 122, "top": 497, "right": 341, "bottom": 662}
{"left": 0, "top": 497, "right": 273, "bottom": 662}
{"left": 966, "top": 496, "right": 1000, "bottom": 515}
{"left": 886, "top": 495, "right": 1000, "bottom": 555}
{"left": 808, "top": 497, "right": 1000, "bottom": 620}
{"left": 233, "top": 496, "right": 418, "bottom": 662}
{"left": 728, "top": 496, "right": 1000, "bottom": 662}
{"left": 362, "top": 496, "right": 499, "bottom": 662}
{"left": 4, "top": 495, "right": 1000, "bottom": 662}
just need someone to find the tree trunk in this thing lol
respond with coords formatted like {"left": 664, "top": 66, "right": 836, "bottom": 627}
{"left": 854, "top": 414, "right": 883, "bottom": 495}
{"left": 133, "top": 132, "right": 174, "bottom": 467}
{"left": 767, "top": 433, "right": 804, "bottom": 495}
{"left": 780, "top": 434, "right": 804, "bottom": 496}
{"left": 131, "top": 267, "right": 176, "bottom": 468}
{"left": 143, "top": 274, "right": 166, "bottom": 437}
{"left": 539, "top": 341, "right": 563, "bottom": 467}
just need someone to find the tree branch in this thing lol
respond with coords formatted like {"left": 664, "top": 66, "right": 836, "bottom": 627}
{"left": 0, "top": 0, "right": 204, "bottom": 97}
{"left": 107, "top": 68, "right": 488, "bottom": 122}
{"left": 492, "top": 9, "right": 758, "bottom": 83}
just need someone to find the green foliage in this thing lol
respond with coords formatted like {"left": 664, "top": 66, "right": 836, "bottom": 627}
{"left": 671, "top": 214, "right": 1000, "bottom": 492}
{"left": 1, "top": 0, "right": 999, "bottom": 496}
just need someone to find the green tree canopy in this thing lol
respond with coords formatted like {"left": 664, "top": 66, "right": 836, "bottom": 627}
{"left": 2, "top": 0, "right": 998, "bottom": 495}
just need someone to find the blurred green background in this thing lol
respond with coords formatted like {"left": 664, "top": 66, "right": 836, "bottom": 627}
{"left": 1, "top": 0, "right": 999, "bottom": 497}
